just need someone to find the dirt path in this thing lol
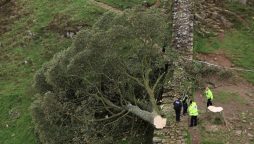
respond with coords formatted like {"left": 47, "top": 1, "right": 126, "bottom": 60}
{"left": 186, "top": 91, "right": 205, "bottom": 144}
{"left": 89, "top": 0, "right": 123, "bottom": 14}
{"left": 194, "top": 52, "right": 254, "bottom": 143}
{"left": 188, "top": 128, "right": 201, "bottom": 144}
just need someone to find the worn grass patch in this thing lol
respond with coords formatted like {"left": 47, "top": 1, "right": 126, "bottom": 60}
{"left": 199, "top": 123, "right": 229, "bottom": 144}
{"left": 184, "top": 129, "right": 191, "bottom": 144}
{"left": 214, "top": 91, "right": 245, "bottom": 104}
{"left": 96, "top": 0, "right": 156, "bottom": 9}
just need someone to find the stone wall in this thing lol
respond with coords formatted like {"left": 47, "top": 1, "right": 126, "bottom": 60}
{"left": 172, "top": 0, "right": 194, "bottom": 60}
{"left": 153, "top": 0, "right": 194, "bottom": 143}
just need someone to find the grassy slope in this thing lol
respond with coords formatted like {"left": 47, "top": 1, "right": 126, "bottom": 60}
{"left": 0, "top": 0, "right": 104, "bottom": 143}
{"left": 194, "top": 2, "right": 254, "bottom": 144}
{"left": 194, "top": 2, "right": 254, "bottom": 84}
{"left": 96, "top": 0, "right": 156, "bottom": 9}
{"left": 0, "top": 0, "right": 154, "bottom": 143}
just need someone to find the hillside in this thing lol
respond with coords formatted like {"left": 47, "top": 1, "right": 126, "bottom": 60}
{"left": 0, "top": 0, "right": 254, "bottom": 144}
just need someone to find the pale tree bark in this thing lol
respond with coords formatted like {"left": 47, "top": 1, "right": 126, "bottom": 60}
{"left": 126, "top": 104, "right": 166, "bottom": 129}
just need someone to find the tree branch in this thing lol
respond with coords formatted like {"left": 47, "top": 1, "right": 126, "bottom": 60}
{"left": 125, "top": 72, "right": 145, "bottom": 87}
{"left": 89, "top": 110, "right": 126, "bottom": 122}
{"left": 152, "top": 72, "right": 165, "bottom": 91}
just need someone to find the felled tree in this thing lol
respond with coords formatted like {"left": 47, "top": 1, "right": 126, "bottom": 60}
{"left": 32, "top": 9, "right": 172, "bottom": 144}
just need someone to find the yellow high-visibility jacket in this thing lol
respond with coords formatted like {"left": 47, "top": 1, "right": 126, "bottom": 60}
{"left": 188, "top": 102, "right": 199, "bottom": 116}
{"left": 205, "top": 88, "right": 213, "bottom": 100}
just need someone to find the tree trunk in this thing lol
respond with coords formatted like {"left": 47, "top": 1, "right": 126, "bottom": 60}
{"left": 126, "top": 104, "right": 166, "bottom": 129}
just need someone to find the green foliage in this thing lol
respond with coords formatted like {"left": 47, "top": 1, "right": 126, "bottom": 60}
{"left": 32, "top": 9, "right": 170, "bottom": 144}
{"left": 96, "top": 0, "right": 157, "bottom": 9}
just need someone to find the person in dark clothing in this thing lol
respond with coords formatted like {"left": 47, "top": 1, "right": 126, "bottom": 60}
{"left": 182, "top": 95, "right": 188, "bottom": 115}
{"left": 173, "top": 98, "right": 182, "bottom": 122}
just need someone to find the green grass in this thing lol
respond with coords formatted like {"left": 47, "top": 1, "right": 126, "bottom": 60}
{"left": 194, "top": 3, "right": 254, "bottom": 84}
{"left": 199, "top": 124, "right": 229, "bottom": 144}
{"left": 194, "top": 28, "right": 254, "bottom": 84}
{"left": 0, "top": 0, "right": 106, "bottom": 143}
{"left": 96, "top": 0, "right": 157, "bottom": 9}
{"left": 214, "top": 91, "right": 245, "bottom": 104}
{"left": 1, "top": 0, "right": 161, "bottom": 143}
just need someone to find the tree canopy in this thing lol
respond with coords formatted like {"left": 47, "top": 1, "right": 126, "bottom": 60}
{"left": 32, "top": 8, "right": 172, "bottom": 144}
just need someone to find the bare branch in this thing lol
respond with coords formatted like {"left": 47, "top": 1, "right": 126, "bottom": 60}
{"left": 89, "top": 110, "right": 126, "bottom": 122}
{"left": 152, "top": 72, "right": 165, "bottom": 91}
{"left": 125, "top": 72, "right": 145, "bottom": 87}
{"left": 103, "top": 111, "right": 130, "bottom": 127}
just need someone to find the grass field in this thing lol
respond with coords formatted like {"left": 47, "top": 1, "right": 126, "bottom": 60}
{"left": 194, "top": 2, "right": 254, "bottom": 84}
{"left": 0, "top": 0, "right": 105, "bottom": 143}
{"left": 214, "top": 91, "right": 245, "bottom": 104}
{"left": 0, "top": 0, "right": 158, "bottom": 143}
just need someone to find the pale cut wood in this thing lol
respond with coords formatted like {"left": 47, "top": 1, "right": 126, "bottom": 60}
{"left": 126, "top": 104, "right": 167, "bottom": 129}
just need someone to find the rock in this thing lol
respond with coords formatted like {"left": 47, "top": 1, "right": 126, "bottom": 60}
{"left": 162, "top": 139, "right": 168, "bottom": 143}
{"left": 248, "top": 133, "right": 254, "bottom": 138}
{"left": 206, "top": 125, "right": 219, "bottom": 132}
{"left": 27, "top": 30, "right": 35, "bottom": 37}
{"left": 9, "top": 108, "right": 21, "bottom": 120}
{"left": 23, "top": 58, "right": 33, "bottom": 65}
{"left": 153, "top": 137, "right": 162, "bottom": 143}
{"left": 162, "top": 93, "right": 168, "bottom": 97}
{"left": 235, "top": 130, "right": 242, "bottom": 136}
{"left": 24, "top": 60, "right": 28, "bottom": 65}
{"left": 66, "top": 31, "right": 75, "bottom": 38}
{"left": 246, "top": 92, "right": 253, "bottom": 97}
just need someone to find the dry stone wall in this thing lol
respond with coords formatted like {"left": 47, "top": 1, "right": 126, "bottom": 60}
{"left": 153, "top": 0, "right": 194, "bottom": 143}
{"left": 172, "top": 0, "right": 194, "bottom": 60}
